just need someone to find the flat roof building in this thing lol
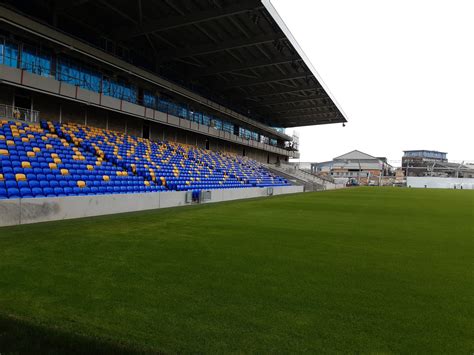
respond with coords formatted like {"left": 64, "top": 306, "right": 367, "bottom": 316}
{"left": 403, "top": 150, "right": 447, "bottom": 162}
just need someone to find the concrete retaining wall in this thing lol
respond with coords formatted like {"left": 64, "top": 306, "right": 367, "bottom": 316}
{"left": 407, "top": 177, "right": 474, "bottom": 189}
{"left": 0, "top": 186, "right": 303, "bottom": 227}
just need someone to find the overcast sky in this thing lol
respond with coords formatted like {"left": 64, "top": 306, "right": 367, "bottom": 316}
{"left": 271, "top": 0, "right": 473, "bottom": 166}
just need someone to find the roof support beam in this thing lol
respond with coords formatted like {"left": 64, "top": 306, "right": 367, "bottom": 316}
{"left": 244, "top": 84, "right": 323, "bottom": 98}
{"left": 249, "top": 94, "right": 328, "bottom": 107}
{"left": 264, "top": 104, "right": 336, "bottom": 115}
{"left": 274, "top": 119, "right": 337, "bottom": 127}
{"left": 222, "top": 71, "right": 313, "bottom": 90}
{"left": 55, "top": 0, "right": 90, "bottom": 13}
{"left": 195, "top": 55, "right": 302, "bottom": 77}
{"left": 112, "top": 0, "right": 262, "bottom": 40}
{"left": 272, "top": 112, "right": 339, "bottom": 121}
{"left": 157, "top": 32, "right": 285, "bottom": 62}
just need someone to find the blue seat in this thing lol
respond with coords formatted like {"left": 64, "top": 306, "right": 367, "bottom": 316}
{"left": 7, "top": 188, "right": 20, "bottom": 198}
{"left": 20, "top": 187, "right": 33, "bottom": 198}
{"left": 43, "top": 187, "right": 55, "bottom": 197}
{"left": 31, "top": 187, "right": 44, "bottom": 197}
{"left": 17, "top": 181, "right": 29, "bottom": 189}
{"left": 6, "top": 180, "right": 17, "bottom": 189}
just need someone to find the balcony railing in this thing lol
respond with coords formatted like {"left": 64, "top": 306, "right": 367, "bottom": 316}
{"left": 0, "top": 104, "right": 39, "bottom": 123}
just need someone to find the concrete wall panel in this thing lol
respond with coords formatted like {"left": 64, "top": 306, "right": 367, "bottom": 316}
{"left": 77, "top": 88, "right": 100, "bottom": 105}
{"left": 101, "top": 95, "right": 121, "bottom": 110}
{"left": 159, "top": 191, "right": 188, "bottom": 208}
{"left": 122, "top": 101, "right": 145, "bottom": 116}
{"left": 0, "top": 199, "right": 21, "bottom": 227}
{"left": 168, "top": 115, "right": 179, "bottom": 126}
{"left": 198, "top": 124, "right": 208, "bottom": 134}
{"left": 179, "top": 118, "right": 190, "bottom": 129}
{"left": 190, "top": 122, "right": 199, "bottom": 131}
{"left": 59, "top": 82, "right": 76, "bottom": 98}
{"left": 19, "top": 193, "right": 160, "bottom": 224}
{"left": 0, "top": 185, "right": 303, "bottom": 227}
{"left": 145, "top": 108, "right": 154, "bottom": 119}
{"left": 0, "top": 64, "right": 22, "bottom": 83}
{"left": 407, "top": 177, "right": 474, "bottom": 189}
{"left": 22, "top": 71, "right": 60, "bottom": 93}
{"left": 155, "top": 111, "right": 167, "bottom": 123}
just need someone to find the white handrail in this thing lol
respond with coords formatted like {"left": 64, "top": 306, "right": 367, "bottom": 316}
{"left": 0, "top": 104, "right": 39, "bottom": 123}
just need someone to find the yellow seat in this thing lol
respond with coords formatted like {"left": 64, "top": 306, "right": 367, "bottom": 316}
{"left": 21, "top": 137, "right": 29, "bottom": 143}
{"left": 32, "top": 147, "right": 41, "bottom": 152}
{"left": 6, "top": 140, "right": 14, "bottom": 146}
{"left": 53, "top": 158, "right": 62, "bottom": 164}
{"left": 144, "top": 181, "right": 150, "bottom": 186}
{"left": 87, "top": 165, "right": 94, "bottom": 171}
{"left": 0, "top": 173, "right": 4, "bottom": 181}
{"left": 0, "top": 135, "right": 5, "bottom": 140}
{"left": 51, "top": 153, "right": 58, "bottom": 158}
{"left": 15, "top": 173, "right": 27, "bottom": 181}
{"left": 77, "top": 180, "right": 86, "bottom": 188}
{"left": 0, "top": 149, "right": 8, "bottom": 156}
{"left": 27, "top": 151, "right": 35, "bottom": 158}
{"left": 103, "top": 175, "right": 110, "bottom": 181}
{"left": 21, "top": 161, "right": 31, "bottom": 169}
{"left": 49, "top": 163, "right": 58, "bottom": 170}
{"left": 60, "top": 169, "right": 69, "bottom": 176}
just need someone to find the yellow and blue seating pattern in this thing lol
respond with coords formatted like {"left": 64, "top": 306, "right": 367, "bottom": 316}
{"left": 0, "top": 119, "right": 289, "bottom": 199}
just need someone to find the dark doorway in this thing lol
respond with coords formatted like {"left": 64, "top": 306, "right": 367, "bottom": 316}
{"left": 143, "top": 122, "right": 150, "bottom": 139}
{"left": 14, "top": 93, "right": 31, "bottom": 110}
{"left": 242, "top": 148, "right": 246, "bottom": 157}
{"left": 205, "top": 138, "right": 209, "bottom": 150}
{"left": 267, "top": 153, "right": 270, "bottom": 164}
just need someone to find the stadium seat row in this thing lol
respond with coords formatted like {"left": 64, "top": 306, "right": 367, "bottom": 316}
{"left": 0, "top": 119, "right": 289, "bottom": 199}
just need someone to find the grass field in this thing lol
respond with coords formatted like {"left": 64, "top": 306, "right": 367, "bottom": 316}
{"left": 0, "top": 187, "right": 473, "bottom": 353}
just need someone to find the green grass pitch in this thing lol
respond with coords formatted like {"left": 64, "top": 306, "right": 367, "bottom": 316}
{"left": 0, "top": 187, "right": 473, "bottom": 353}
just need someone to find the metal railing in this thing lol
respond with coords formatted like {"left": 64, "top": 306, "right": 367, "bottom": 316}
{"left": 0, "top": 104, "right": 39, "bottom": 123}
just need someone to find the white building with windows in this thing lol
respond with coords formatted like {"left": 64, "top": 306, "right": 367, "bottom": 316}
{"left": 311, "top": 150, "right": 393, "bottom": 184}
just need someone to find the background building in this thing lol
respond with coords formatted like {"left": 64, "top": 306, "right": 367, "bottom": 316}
{"left": 311, "top": 150, "right": 393, "bottom": 185}
{"left": 402, "top": 150, "right": 473, "bottom": 177}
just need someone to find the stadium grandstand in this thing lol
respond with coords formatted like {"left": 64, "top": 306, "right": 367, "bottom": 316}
{"left": 0, "top": 0, "right": 346, "bottom": 224}
{"left": 1, "top": 3, "right": 473, "bottom": 354}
